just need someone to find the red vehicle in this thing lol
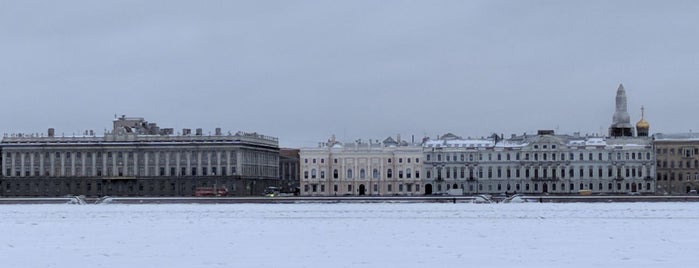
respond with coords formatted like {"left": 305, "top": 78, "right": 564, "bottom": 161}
{"left": 194, "top": 186, "right": 228, "bottom": 197}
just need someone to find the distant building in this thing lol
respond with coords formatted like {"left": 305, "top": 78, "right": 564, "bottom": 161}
{"left": 609, "top": 84, "right": 635, "bottom": 137}
{"left": 422, "top": 131, "right": 655, "bottom": 195}
{"left": 653, "top": 133, "right": 699, "bottom": 194}
{"left": 300, "top": 135, "right": 423, "bottom": 196}
{"left": 0, "top": 116, "right": 279, "bottom": 197}
{"left": 279, "top": 148, "right": 300, "bottom": 193}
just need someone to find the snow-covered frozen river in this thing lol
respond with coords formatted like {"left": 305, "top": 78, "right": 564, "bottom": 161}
{"left": 2, "top": 202, "right": 697, "bottom": 267}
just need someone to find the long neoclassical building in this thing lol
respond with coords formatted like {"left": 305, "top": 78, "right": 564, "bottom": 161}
{"left": 422, "top": 131, "right": 655, "bottom": 195}
{"left": 0, "top": 116, "right": 279, "bottom": 197}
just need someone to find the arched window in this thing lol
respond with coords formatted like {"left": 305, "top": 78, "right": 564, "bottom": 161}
{"left": 360, "top": 169, "right": 366, "bottom": 179}
{"left": 311, "top": 169, "right": 317, "bottom": 179}
{"left": 333, "top": 169, "right": 338, "bottom": 179}
{"left": 347, "top": 169, "right": 353, "bottom": 179}
{"left": 406, "top": 168, "right": 412, "bottom": 178}
{"left": 372, "top": 169, "right": 379, "bottom": 179}
{"left": 387, "top": 169, "right": 393, "bottom": 178}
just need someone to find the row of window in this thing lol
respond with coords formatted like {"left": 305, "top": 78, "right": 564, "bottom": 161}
{"left": 4, "top": 181, "right": 237, "bottom": 193}
{"left": 304, "top": 183, "right": 421, "bottom": 193}
{"left": 426, "top": 166, "right": 650, "bottom": 179}
{"left": 434, "top": 181, "right": 652, "bottom": 193}
{"left": 5, "top": 165, "right": 237, "bottom": 178}
{"left": 6, "top": 151, "right": 237, "bottom": 161}
{"left": 304, "top": 181, "right": 653, "bottom": 194}
{"left": 428, "top": 143, "right": 560, "bottom": 149}
{"left": 656, "top": 147, "right": 698, "bottom": 157}
{"left": 303, "top": 157, "right": 421, "bottom": 164}
{"left": 426, "top": 151, "right": 652, "bottom": 162}
{"left": 658, "top": 172, "right": 699, "bottom": 181}
{"left": 303, "top": 168, "right": 420, "bottom": 180}
{"left": 657, "top": 159, "right": 699, "bottom": 169}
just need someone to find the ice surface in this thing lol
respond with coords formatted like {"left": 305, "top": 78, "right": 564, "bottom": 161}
{"left": 1, "top": 203, "right": 697, "bottom": 267}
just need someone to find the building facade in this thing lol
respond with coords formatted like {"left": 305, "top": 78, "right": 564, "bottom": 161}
{"left": 0, "top": 116, "right": 279, "bottom": 197}
{"left": 300, "top": 135, "right": 423, "bottom": 196}
{"left": 654, "top": 133, "right": 699, "bottom": 194}
{"left": 422, "top": 131, "right": 656, "bottom": 195}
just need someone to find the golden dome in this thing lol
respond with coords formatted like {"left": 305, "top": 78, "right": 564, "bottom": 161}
{"left": 636, "top": 118, "right": 649, "bottom": 129}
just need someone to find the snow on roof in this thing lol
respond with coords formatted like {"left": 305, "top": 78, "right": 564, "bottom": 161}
{"left": 423, "top": 139, "right": 494, "bottom": 148}
{"left": 655, "top": 133, "right": 699, "bottom": 141}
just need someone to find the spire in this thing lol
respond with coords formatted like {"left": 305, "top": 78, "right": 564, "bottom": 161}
{"left": 636, "top": 105, "right": 650, "bottom": 137}
{"left": 612, "top": 84, "right": 631, "bottom": 126}
{"left": 610, "top": 83, "right": 633, "bottom": 137}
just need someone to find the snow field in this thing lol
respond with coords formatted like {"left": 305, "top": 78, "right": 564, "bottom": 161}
{"left": 1, "top": 202, "right": 698, "bottom": 268}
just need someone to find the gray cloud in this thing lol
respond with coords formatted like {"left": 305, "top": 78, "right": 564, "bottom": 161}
{"left": 2, "top": 0, "right": 698, "bottom": 147}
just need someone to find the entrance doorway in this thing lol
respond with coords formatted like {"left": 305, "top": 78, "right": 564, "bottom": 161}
{"left": 359, "top": 184, "right": 366, "bottom": 196}
{"left": 425, "top": 184, "right": 433, "bottom": 195}
{"left": 542, "top": 183, "right": 548, "bottom": 193}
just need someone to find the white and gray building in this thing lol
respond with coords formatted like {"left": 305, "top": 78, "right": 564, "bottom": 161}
{"left": 0, "top": 116, "right": 279, "bottom": 197}
{"left": 422, "top": 131, "right": 655, "bottom": 195}
{"left": 300, "top": 135, "right": 423, "bottom": 196}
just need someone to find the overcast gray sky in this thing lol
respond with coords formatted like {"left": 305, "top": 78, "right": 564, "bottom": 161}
{"left": 2, "top": 0, "right": 698, "bottom": 147}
